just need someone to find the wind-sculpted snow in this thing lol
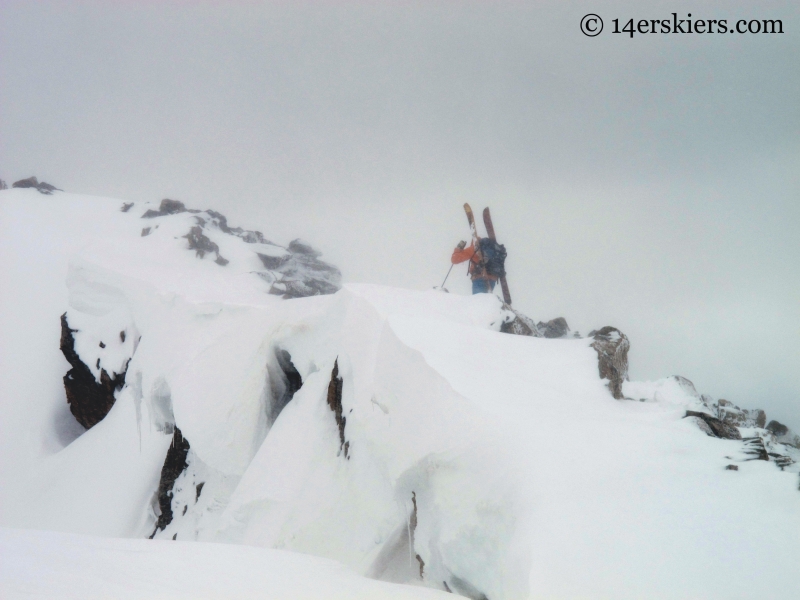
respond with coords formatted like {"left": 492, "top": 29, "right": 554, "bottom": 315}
{"left": 3, "top": 188, "right": 800, "bottom": 599}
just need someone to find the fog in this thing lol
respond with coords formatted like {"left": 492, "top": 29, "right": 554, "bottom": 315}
{"left": 1, "top": 1, "right": 798, "bottom": 424}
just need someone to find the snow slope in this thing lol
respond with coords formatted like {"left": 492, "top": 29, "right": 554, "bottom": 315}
{"left": 0, "top": 527, "right": 452, "bottom": 600}
{"left": 1, "top": 188, "right": 799, "bottom": 599}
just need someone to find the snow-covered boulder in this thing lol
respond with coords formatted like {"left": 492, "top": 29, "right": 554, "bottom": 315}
{"left": 500, "top": 304, "right": 542, "bottom": 337}
{"left": 536, "top": 316, "right": 571, "bottom": 338}
{"left": 717, "top": 398, "right": 767, "bottom": 429}
{"left": 589, "top": 326, "right": 630, "bottom": 399}
{"left": 499, "top": 305, "right": 542, "bottom": 337}
{"left": 767, "top": 420, "right": 800, "bottom": 449}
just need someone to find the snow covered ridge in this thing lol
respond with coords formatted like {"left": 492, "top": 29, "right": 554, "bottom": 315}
{"left": 3, "top": 187, "right": 800, "bottom": 599}
{"left": 135, "top": 197, "right": 342, "bottom": 298}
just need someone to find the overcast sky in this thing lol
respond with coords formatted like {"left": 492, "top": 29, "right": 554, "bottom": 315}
{"left": 1, "top": 1, "right": 798, "bottom": 425}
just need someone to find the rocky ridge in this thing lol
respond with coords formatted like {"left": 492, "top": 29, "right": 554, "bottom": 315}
{"left": 136, "top": 198, "right": 342, "bottom": 298}
{"left": 11, "top": 176, "right": 61, "bottom": 195}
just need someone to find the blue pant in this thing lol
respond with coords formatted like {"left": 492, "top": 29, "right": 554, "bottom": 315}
{"left": 472, "top": 279, "right": 497, "bottom": 294}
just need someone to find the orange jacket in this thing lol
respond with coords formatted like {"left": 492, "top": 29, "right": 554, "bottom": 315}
{"left": 451, "top": 241, "right": 497, "bottom": 281}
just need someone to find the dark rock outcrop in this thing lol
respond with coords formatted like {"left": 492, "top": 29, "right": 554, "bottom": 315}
{"left": 60, "top": 313, "right": 127, "bottom": 429}
{"left": 266, "top": 349, "right": 303, "bottom": 427}
{"left": 327, "top": 359, "right": 349, "bottom": 458}
{"left": 766, "top": 420, "right": 800, "bottom": 449}
{"left": 120, "top": 202, "right": 134, "bottom": 212}
{"left": 137, "top": 200, "right": 341, "bottom": 297}
{"left": 536, "top": 317, "right": 570, "bottom": 339}
{"left": 151, "top": 428, "right": 191, "bottom": 537}
{"left": 257, "top": 253, "right": 287, "bottom": 270}
{"left": 13, "top": 176, "right": 39, "bottom": 189}
{"left": 410, "top": 491, "right": 424, "bottom": 579}
{"left": 766, "top": 420, "right": 789, "bottom": 437}
{"left": 742, "top": 436, "right": 769, "bottom": 460}
{"left": 183, "top": 225, "right": 229, "bottom": 266}
{"left": 12, "top": 176, "right": 61, "bottom": 195}
{"left": 589, "top": 327, "right": 630, "bottom": 400}
{"left": 684, "top": 411, "right": 742, "bottom": 440}
{"left": 141, "top": 198, "right": 193, "bottom": 218}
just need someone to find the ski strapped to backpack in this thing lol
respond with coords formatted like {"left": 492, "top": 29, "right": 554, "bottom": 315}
{"left": 482, "top": 207, "right": 512, "bottom": 305}
{"left": 478, "top": 237, "right": 507, "bottom": 278}
{"left": 461, "top": 204, "right": 512, "bottom": 305}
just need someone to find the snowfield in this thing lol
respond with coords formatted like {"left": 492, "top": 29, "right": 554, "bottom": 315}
{"left": 1, "top": 188, "right": 799, "bottom": 599}
{"left": 0, "top": 528, "right": 452, "bottom": 600}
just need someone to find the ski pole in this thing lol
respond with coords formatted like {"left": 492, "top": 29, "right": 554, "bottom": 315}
{"left": 439, "top": 263, "right": 454, "bottom": 289}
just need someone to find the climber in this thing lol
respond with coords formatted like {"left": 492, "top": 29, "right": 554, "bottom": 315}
{"left": 451, "top": 240, "right": 498, "bottom": 294}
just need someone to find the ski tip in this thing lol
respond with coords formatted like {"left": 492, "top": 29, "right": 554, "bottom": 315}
{"left": 483, "top": 207, "right": 491, "bottom": 217}
{"left": 463, "top": 202, "right": 473, "bottom": 212}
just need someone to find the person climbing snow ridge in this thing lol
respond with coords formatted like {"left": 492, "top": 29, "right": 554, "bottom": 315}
{"left": 451, "top": 239, "right": 498, "bottom": 294}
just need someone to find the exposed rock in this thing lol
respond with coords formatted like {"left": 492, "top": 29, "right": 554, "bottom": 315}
{"left": 150, "top": 428, "right": 191, "bottom": 537}
{"left": 500, "top": 305, "right": 542, "bottom": 337}
{"left": 766, "top": 420, "right": 789, "bottom": 437}
{"left": 183, "top": 226, "right": 229, "bottom": 266}
{"left": 37, "top": 181, "right": 60, "bottom": 194}
{"left": 204, "top": 209, "right": 270, "bottom": 244}
{"left": 766, "top": 420, "right": 800, "bottom": 449}
{"left": 717, "top": 399, "right": 767, "bottom": 429}
{"left": 772, "top": 454, "right": 794, "bottom": 470}
{"left": 266, "top": 349, "right": 303, "bottom": 427}
{"left": 60, "top": 313, "right": 127, "bottom": 429}
{"left": 327, "top": 359, "right": 349, "bottom": 458}
{"left": 141, "top": 198, "right": 189, "bottom": 218}
{"left": 120, "top": 202, "right": 134, "bottom": 212}
{"left": 257, "top": 252, "right": 288, "bottom": 270}
{"left": 13, "top": 176, "right": 40, "bottom": 189}
{"left": 12, "top": 176, "right": 62, "bottom": 195}
{"left": 725, "top": 465, "right": 739, "bottom": 471}
{"left": 589, "top": 326, "right": 630, "bottom": 400}
{"left": 287, "top": 238, "right": 322, "bottom": 258}
{"left": 536, "top": 317, "right": 570, "bottom": 339}
{"left": 136, "top": 200, "right": 341, "bottom": 298}
{"left": 0, "top": 179, "right": 7, "bottom": 190}
{"left": 684, "top": 411, "right": 742, "bottom": 440}
{"left": 742, "top": 436, "right": 769, "bottom": 460}
{"left": 410, "top": 491, "right": 424, "bottom": 579}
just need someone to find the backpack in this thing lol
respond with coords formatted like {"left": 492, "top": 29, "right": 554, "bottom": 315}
{"left": 478, "top": 237, "right": 507, "bottom": 278}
